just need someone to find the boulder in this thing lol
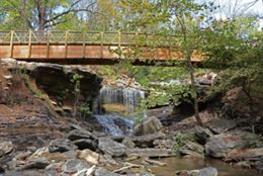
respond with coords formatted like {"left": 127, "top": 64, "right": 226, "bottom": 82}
{"left": 0, "top": 141, "right": 14, "bottom": 158}
{"left": 226, "top": 148, "right": 263, "bottom": 162}
{"left": 98, "top": 138, "right": 126, "bottom": 157}
{"left": 19, "top": 158, "right": 49, "bottom": 170}
{"left": 194, "top": 126, "right": 213, "bottom": 145}
{"left": 73, "top": 139, "right": 97, "bottom": 151}
{"left": 132, "top": 132, "right": 165, "bottom": 148}
{"left": 94, "top": 167, "right": 120, "bottom": 176}
{"left": 48, "top": 139, "right": 77, "bottom": 153}
{"left": 133, "top": 116, "right": 163, "bottom": 136}
{"left": 62, "top": 159, "right": 90, "bottom": 174}
{"left": 205, "top": 130, "right": 262, "bottom": 158}
{"left": 179, "top": 141, "right": 205, "bottom": 158}
{"left": 199, "top": 167, "right": 218, "bottom": 176}
{"left": 77, "top": 149, "right": 100, "bottom": 165}
{"left": 207, "top": 119, "right": 237, "bottom": 134}
{"left": 67, "top": 129, "right": 97, "bottom": 142}
{"left": 153, "top": 139, "right": 174, "bottom": 149}
{"left": 176, "top": 167, "right": 218, "bottom": 176}
{"left": 122, "top": 137, "right": 136, "bottom": 148}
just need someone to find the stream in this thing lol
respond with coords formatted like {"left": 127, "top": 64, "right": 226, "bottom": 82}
{"left": 91, "top": 86, "right": 261, "bottom": 176}
{"left": 150, "top": 157, "right": 260, "bottom": 176}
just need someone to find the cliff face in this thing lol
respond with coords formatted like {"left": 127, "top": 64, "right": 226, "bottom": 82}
{"left": 0, "top": 59, "right": 103, "bottom": 150}
{"left": 1, "top": 58, "right": 103, "bottom": 113}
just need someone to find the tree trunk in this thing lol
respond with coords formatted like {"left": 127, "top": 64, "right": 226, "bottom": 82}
{"left": 35, "top": 0, "right": 46, "bottom": 31}
{"left": 186, "top": 50, "right": 203, "bottom": 126}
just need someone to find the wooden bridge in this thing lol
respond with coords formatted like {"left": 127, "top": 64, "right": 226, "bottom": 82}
{"left": 0, "top": 30, "right": 203, "bottom": 65}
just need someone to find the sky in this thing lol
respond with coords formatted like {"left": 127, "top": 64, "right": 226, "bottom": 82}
{"left": 198, "top": 0, "right": 263, "bottom": 29}
{"left": 213, "top": 0, "right": 263, "bottom": 17}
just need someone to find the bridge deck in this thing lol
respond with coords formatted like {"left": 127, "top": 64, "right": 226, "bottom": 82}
{"left": 0, "top": 31, "right": 203, "bottom": 65}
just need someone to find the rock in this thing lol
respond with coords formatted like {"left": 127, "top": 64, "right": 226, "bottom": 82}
{"left": 67, "top": 129, "right": 96, "bottom": 141}
{"left": 255, "top": 159, "right": 263, "bottom": 172}
{"left": 207, "top": 119, "right": 237, "bottom": 134}
{"left": 19, "top": 158, "right": 49, "bottom": 170}
{"left": 205, "top": 130, "right": 262, "bottom": 158}
{"left": 0, "top": 141, "right": 14, "bottom": 158}
{"left": 94, "top": 167, "right": 120, "bottom": 176}
{"left": 153, "top": 139, "right": 174, "bottom": 149}
{"left": 62, "top": 159, "right": 90, "bottom": 174}
{"left": 126, "top": 148, "right": 173, "bottom": 158}
{"left": 132, "top": 132, "right": 165, "bottom": 148}
{"left": 176, "top": 167, "right": 218, "bottom": 176}
{"left": 45, "top": 163, "right": 63, "bottom": 176}
{"left": 122, "top": 137, "right": 136, "bottom": 148}
{"left": 133, "top": 116, "right": 163, "bottom": 136}
{"left": 194, "top": 126, "right": 213, "bottom": 145}
{"left": 73, "top": 139, "right": 97, "bottom": 151}
{"left": 98, "top": 138, "right": 126, "bottom": 157}
{"left": 4, "top": 170, "right": 45, "bottom": 176}
{"left": 30, "top": 64, "right": 102, "bottom": 109}
{"left": 199, "top": 167, "right": 218, "bottom": 176}
{"left": 179, "top": 141, "right": 205, "bottom": 158}
{"left": 226, "top": 148, "right": 263, "bottom": 161}
{"left": 77, "top": 149, "right": 100, "bottom": 165}
{"left": 48, "top": 139, "right": 77, "bottom": 153}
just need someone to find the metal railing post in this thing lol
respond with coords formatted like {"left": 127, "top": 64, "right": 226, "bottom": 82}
{"left": 100, "top": 32, "right": 104, "bottom": 58}
{"left": 28, "top": 30, "right": 32, "bottom": 58}
{"left": 65, "top": 31, "right": 69, "bottom": 58}
{"left": 82, "top": 31, "right": 86, "bottom": 58}
{"left": 9, "top": 30, "right": 14, "bottom": 58}
{"left": 46, "top": 31, "right": 50, "bottom": 59}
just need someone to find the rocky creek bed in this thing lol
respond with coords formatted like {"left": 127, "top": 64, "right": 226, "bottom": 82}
{"left": 1, "top": 59, "right": 263, "bottom": 176}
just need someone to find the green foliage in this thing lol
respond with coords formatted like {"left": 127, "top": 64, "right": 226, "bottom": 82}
{"left": 203, "top": 17, "right": 263, "bottom": 104}
{"left": 78, "top": 103, "right": 92, "bottom": 119}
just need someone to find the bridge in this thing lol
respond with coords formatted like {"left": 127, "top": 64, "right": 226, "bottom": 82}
{"left": 0, "top": 30, "right": 204, "bottom": 65}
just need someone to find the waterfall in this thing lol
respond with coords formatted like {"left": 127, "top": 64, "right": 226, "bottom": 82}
{"left": 92, "top": 86, "right": 145, "bottom": 136}
{"left": 93, "top": 86, "right": 145, "bottom": 115}
{"left": 94, "top": 114, "right": 134, "bottom": 137}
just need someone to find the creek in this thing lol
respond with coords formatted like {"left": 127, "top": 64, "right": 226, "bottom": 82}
{"left": 91, "top": 86, "right": 261, "bottom": 176}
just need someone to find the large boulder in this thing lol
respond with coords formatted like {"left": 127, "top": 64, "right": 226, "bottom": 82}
{"left": 207, "top": 119, "right": 237, "bottom": 134}
{"left": 133, "top": 116, "right": 163, "bottom": 136}
{"left": 226, "top": 148, "right": 263, "bottom": 162}
{"left": 205, "top": 130, "right": 262, "bottom": 158}
{"left": 132, "top": 132, "right": 165, "bottom": 148}
{"left": 98, "top": 137, "right": 126, "bottom": 157}
{"left": 179, "top": 141, "right": 205, "bottom": 158}
{"left": 194, "top": 126, "right": 214, "bottom": 145}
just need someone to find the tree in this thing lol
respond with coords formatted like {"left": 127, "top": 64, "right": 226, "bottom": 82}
{"left": 113, "top": 0, "right": 209, "bottom": 125}
{"left": 0, "top": 0, "right": 97, "bottom": 30}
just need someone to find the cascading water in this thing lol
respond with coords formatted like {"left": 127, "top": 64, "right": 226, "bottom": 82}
{"left": 93, "top": 86, "right": 145, "bottom": 114}
{"left": 93, "top": 86, "right": 145, "bottom": 137}
{"left": 94, "top": 114, "right": 134, "bottom": 137}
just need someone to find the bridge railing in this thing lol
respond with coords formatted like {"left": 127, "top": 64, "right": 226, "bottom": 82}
{"left": 0, "top": 30, "right": 180, "bottom": 47}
